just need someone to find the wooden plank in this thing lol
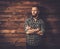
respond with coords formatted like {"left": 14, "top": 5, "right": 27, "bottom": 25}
{"left": 0, "top": 29, "right": 25, "bottom": 33}
{"left": 15, "top": 42, "right": 26, "bottom": 46}
{"left": 0, "top": 15, "right": 25, "bottom": 17}
{"left": 47, "top": 18, "right": 60, "bottom": 21}
{"left": 0, "top": 38, "right": 26, "bottom": 43}
{"left": 0, "top": 12, "right": 12, "bottom": 15}
{"left": 0, "top": 1, "right": 10, "bottom": 4}
{"left": 0, "top": 42, "right": 26, "bottom": 47}
{"left": 0, "top": 11, "right": 28, "bottom": 15}
{"left": 0, "top": 33, "right": 26, "bottom": 38}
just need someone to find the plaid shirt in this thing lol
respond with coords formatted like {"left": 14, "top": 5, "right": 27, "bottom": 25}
{"left": 24, "top": 16, "right": 45, "bottom": 46}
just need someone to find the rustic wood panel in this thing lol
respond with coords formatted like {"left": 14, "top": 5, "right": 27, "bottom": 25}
{"left": 0, "top": 1, "right": 40, "bottom": 48}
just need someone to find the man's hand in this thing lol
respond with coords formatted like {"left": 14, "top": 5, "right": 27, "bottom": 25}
{"left": 37, "top": 31, "right": 43, "bottom": 35}
{"left": 26, "top": 25, "right": 31, "bottom": 30}
{"left": 35, "top": 28, "right": 43, "bottom": 35}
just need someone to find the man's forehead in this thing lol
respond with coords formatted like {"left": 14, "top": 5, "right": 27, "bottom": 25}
{"left": 32, "top": 7, "right": 38, "bottom": 10}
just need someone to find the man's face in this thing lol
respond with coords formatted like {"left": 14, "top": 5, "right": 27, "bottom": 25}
{"left": 32, "top": 7, "right": 39, "bottom": 16}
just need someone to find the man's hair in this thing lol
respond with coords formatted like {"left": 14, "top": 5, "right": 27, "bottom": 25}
{"left": 32, "top": 5, "right": 40, "bottom": 10}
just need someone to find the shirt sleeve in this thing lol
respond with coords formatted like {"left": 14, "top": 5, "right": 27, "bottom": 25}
{"left": 40, "top": 19, "right": 45, "bottom": 33}
{"left": 24, "top": 19, "right": 29, "bottom": 33}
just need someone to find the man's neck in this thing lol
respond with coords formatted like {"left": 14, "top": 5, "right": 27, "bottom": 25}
{"left": 33, "top": 18, "right": 37, "bottom": 21}
{"left": 33, "top": 15, "right": 38, "bottom": 21}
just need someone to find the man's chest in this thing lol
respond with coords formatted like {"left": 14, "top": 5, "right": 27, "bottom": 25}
{"left": 28, "top": 19, "right": 41, "bottom": 29}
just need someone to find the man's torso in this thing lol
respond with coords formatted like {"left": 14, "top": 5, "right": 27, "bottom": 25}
{"left": 26, "top": 17, "right": 43, "bottom": 46}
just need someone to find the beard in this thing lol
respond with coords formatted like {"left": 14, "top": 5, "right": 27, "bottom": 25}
{"left": 32, "top": 14, "right": 38, "bottom": 18}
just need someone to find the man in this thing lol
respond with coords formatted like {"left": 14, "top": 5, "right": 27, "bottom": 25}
{"left": 24, "top": 6, "right": 45, "bottom": 49}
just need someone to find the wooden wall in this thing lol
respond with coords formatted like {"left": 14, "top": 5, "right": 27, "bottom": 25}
{"left": 0, "top": 0, "right": 60, "bottom": 49}
{"left": 0, "top": 1, "right": 40, "bottom": 49}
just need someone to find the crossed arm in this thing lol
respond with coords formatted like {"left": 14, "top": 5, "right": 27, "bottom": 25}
{"left": 25, "top": 25, "right": 43, "bottom": 35}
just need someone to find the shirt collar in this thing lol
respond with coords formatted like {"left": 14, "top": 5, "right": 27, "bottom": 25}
{"left": 30, "top": 15, "right": 40, "bottom": 20}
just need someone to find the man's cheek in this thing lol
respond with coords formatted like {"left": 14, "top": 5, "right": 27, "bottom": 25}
{"left": 35, "top": 11, "right": 38, "bottom": 14}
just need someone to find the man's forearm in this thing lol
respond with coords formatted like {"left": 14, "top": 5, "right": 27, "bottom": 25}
{"left": 25, "top": 25, "right": 40, "bottom": 34}
{"left": 26, "top": 28, "right": 39, "bottom": 34}
{"left": 26, "top": 29, "right": 35, "bottom": 34}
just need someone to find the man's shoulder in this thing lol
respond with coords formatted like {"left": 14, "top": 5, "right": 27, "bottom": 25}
{"left": 25, "top": 17, "right": 32, "bottom": 22}
{"left": 39, "top": 19, "right": 44, "bottom": 23}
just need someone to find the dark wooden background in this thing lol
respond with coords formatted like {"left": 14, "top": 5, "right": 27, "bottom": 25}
{"left": 0, "top": 0, "right": 60, "bottom": 49}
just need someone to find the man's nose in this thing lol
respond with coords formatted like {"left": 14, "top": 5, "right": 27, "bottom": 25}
{"left": 33, "top": 11, "right": 35, "bottom": 13}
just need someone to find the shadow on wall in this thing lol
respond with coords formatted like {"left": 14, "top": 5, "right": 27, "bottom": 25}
{"left": 38, "top": 6, "right": 52, "bottom": 36}
{"left": 38, "top": 6, "right": 57, "bottom": 49}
